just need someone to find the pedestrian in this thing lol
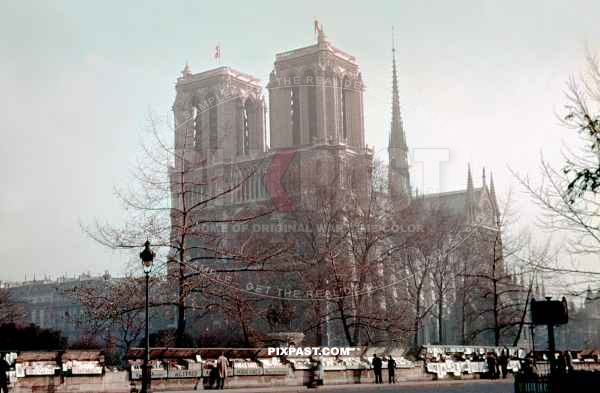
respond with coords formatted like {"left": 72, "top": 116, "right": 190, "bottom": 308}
{"left": 0, "top": 353, "right": 10, "bottom": 393}
{"left": 216, "top": 352, "right": 229, "bottom": 390}
{"left": 372, "top": 354, "right": 383, "bottom": 384}
{"left": 387, "top": 355, "right": 396, "bottom": 384}
{"left": 486, "top": 353, "right": 497, "bottom": 379}
{"left": 499, "top": 349, "right": 509, "bottom": 379}
{"left": 564, "top": 351, "right": 574, "bottom": 374}
{"left": 318, "top": 356, "right": 325, "bottom": 386}
{"left": 306, "top": 355, "right": 318, "bottom": 389}
{"left": 555, "top": 352, "right": 566, "bottom": 376}
{"left": 522, "top": 351, "right": 537, "bottom": 377}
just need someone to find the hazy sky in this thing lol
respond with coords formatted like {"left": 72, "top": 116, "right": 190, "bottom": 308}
{"left": 1, "top": 0, "right": 599, "bottom": 283}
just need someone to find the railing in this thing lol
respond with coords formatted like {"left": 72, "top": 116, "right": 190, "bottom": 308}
{"left": 514, "top": 368, "right": 600, "bottom": 393}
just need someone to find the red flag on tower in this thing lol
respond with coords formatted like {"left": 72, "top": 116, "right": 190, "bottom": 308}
{"left": 314, "top": 19, "right": 321, "bottom": 35}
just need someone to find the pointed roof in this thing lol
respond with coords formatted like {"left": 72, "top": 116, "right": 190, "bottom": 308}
{"left": 486, "top": 170, "right": 502, "bottom": 226}
{"left": 464, "top": 164, "right": 476, "bottom": 220}
{"left": 421, "top": 186, "right": 483, "bottom": 216}
{"left": 489, "top": 171, "right": 497, "bottom": 202}
{"left": 387, "top": 27, "right": 411, "bottom": 198}
{"left": 467, "top": 164, "right": 474, "bottom": 193}
{"left": 389, "top": 28, "right": 407, "bottom": 151}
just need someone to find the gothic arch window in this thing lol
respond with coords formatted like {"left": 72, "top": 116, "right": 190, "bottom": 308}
{"left": 205, "top": 92, "right": 218, "bottom": 150}
{"left": 341, "top": 76, "right": 350, "bottom": 141}
{"left": 304, "top": 70, "right": 317, "bottom": 143}
{"left": 241, "top": 99, "right": 255, "bottom": 155}
{"left": 290, "top": 79, "right": 301, "bottom": 146}
{"left": 192, "top": 105, "right": 201, "bottom": 150}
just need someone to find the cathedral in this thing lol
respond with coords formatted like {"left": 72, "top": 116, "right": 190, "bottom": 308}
{"left": 169, "top": 26, "right": 504, "bottom": 347}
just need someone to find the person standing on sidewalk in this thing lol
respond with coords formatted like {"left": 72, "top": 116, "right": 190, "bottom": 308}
{"left": 387, "top": 355, "right": 396, "bottom": 384}
{"left": 0, "top": 353, "right": 10, "bottom": 393}
{"left": 564, "top": 351, "right": 574, "bottom": 374}
{"left": 372, "top": 354, "right": 383, "bottom": 384}
{"left": 217, "top": 353, "right": 229, "bottom": 390}
{"left": 498, "top": 349, "right": 509, "bottom": 379}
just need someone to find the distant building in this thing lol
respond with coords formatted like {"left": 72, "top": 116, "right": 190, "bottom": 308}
{"left": 554, "top": 288, "right": 600, "bottom": 350}
{"left": 3, "top": 272, "right": 114, "bottom": 342}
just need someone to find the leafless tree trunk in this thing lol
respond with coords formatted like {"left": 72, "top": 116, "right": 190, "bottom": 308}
{"left": 82, "top": 113, "right": 287, "bottom": 346}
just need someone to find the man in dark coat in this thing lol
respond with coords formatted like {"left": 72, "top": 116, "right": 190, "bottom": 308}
{"left": 486, "top": 353, "right": 498, "bottom": 379}
{"left": 0, "top": 353, "right": 10, "bottom": 393}
{"left": 387, "top": 355, "right": 397, "bottom": 384}
{"left": 499, "top": 349, "right": 509, "bottom": 379}
{"left": 372, "top": 354, "right": 383, "bottom": 384}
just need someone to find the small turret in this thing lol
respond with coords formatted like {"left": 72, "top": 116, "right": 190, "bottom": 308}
{"left": 465, "top": 164, "right": 476, "bottom": 221}
{"left": 489, "top": 171, "right": 500, "bottom": 225}
{"left": 482, "top": 167, "right": 487, "bottom": 189}
{"left": 467, "top": 164, "right": 474, "bottom": 192}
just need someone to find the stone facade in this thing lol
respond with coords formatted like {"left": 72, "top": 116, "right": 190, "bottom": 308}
{"left": 169, "top": 27, "right": 504, "bottom": 347}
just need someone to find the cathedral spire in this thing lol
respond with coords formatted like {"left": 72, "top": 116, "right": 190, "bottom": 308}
{"left": 388, "top": 27, "right": 411, "bottom": 198}
{"left": 389, "top": 27, "right": 407, "bottom": 151}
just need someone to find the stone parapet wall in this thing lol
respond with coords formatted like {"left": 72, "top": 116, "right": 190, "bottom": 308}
{"left": 8, "top": 366, "right": 433, "bottom": 392}
{"left": 4, "top": 360, "right": 532, "bottom": 392}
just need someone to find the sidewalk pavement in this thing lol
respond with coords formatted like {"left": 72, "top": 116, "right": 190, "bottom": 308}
{"left": 168, "top": 378, "right": 514, "bottom": 393}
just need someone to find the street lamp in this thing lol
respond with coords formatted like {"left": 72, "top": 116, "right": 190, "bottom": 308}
{"left": 140, "top": 240, "right": 155, "bottom": 393}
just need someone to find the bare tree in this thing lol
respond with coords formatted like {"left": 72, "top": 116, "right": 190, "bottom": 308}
{"left": 427, "top": 205, "right": 462, "bottom": 344}
{"left": 512, "top": 53, "right": 600, "bottom": 290}
{"left": 461, "top": 194, "right": 554, "bottom": 346}
{"left": 394, "top": 201, "right": 455, "bottom": 349}
{"left": 285, "top": 160, "right": 407, "bottom": 347}
{"left": 289, "top": 185, "right": 358, "bottom": 346}
{"left": 83, "top": 113, "right": 285, "bottom": 345}
{"left": 72, "top": 276, "right": 156, "bottom": 356}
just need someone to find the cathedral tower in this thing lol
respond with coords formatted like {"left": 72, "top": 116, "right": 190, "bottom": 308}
{"left": 173, "top": 65, "right": 266, "bottom": 167}
{"left": 267, "top": 27, "right": 365, "bottom": 149}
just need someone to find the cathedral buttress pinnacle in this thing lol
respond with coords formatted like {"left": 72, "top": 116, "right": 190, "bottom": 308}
{"left": 465, "top": 164, "right": 476, "bottom": 222}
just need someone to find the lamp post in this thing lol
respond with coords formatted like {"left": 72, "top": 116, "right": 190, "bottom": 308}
{"left": 140, "top": 240, "right": 155, "bottom": 393}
